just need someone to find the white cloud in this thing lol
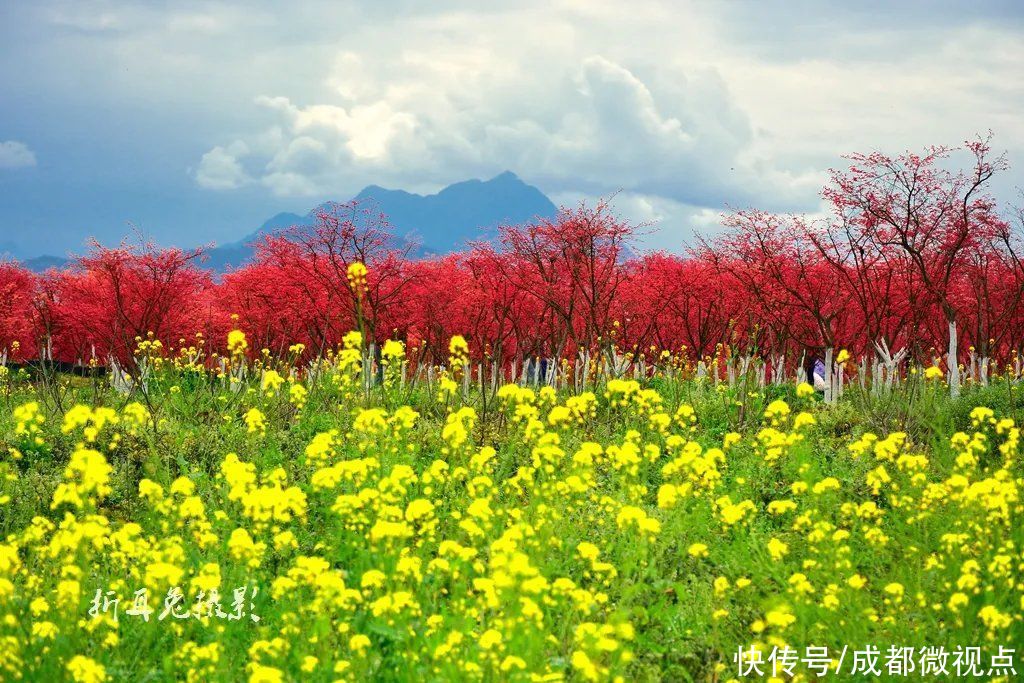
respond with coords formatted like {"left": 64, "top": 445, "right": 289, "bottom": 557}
{"left": 194, "top": 141, "right": 250, "bottom": 190}
{"left": 198, "top": 40, "right": 779, "bottom": 208}
{"left": 185, "top": 1, "right": 1024, "bottom": 234}
{"left": 0, "top": 140, "right": 37, "bottom": 169}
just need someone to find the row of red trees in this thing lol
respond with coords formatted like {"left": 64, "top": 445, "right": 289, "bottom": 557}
{"left": 1, "top": 136, "right": 1022, "bottom": 394}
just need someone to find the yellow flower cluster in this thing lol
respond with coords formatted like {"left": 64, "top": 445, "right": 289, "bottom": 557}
{"left": 227, "top": 329, "right": 248, "bottom": 356}
{"left": 346, "top": 261, "right": 368, "bottom": 293}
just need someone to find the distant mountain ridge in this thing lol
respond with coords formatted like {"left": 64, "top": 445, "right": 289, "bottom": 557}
{"left": 17, "top": 171, "right": 559, "bottom": 273}
{"left": 353, "top": 170, "right": 555, "bottom": 253}
{"left": 203, "top": 171, "right": 556, "bottom": 271}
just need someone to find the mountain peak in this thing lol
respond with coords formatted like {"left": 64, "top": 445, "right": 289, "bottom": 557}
{"left": 489, "top": 170, "right": 521, "bottom": 183}
{"left": 353, "top": 173, "right": 557, "bottom": 252}
{"left": 353, "top": 184, "right": 415, "bottom": 200}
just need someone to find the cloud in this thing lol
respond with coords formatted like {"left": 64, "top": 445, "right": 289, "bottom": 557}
{"left": 0, "top": 140, "right": 37, "bottom": 169}
{"left": 195, "top": 41, "right": 784, "bottom": 209}
{"left": 186, "top": 0, "right": 1024, "bottom": 230}
{"left": 195, "top": 142, "right": 251, "bottom": 190}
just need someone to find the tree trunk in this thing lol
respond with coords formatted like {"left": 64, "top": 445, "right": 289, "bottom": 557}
{"left": 771, "top": 354, "right": 785, "bottom": 384}
{"left": 823, "top": 347, "right": 835, "bottom": 404}
{"left": 947, "top": 319, "right": 960, "bottom": 398}
{"left": 872, "top": 339, "right": 907, "bottom": 392}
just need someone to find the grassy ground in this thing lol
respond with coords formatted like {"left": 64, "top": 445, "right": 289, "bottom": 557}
{"left": 0, "top": 356, "right": 1022, "bottom": 681}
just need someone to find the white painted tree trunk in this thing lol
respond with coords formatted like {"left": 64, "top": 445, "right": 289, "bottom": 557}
{"left": 771, "top": 354, "right": 785, "bottom": 384}
{"left": 948, "top": 320, "right": 960, "bottom": 398}
{"left": 823, "top": 347, "right": 835, "bottom": 404}
{"left": 738, "top": 355, "right": 751, "bottom": 384}
{"left": 872, "top": 339, "right": 907, "bottom": 392}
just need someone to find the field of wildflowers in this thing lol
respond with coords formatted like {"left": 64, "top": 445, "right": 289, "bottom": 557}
{"left": 1, "top": 320, "right": 1022, "bottom": 682}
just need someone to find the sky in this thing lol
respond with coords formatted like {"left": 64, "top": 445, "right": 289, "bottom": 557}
{"left": 1, "top": 0, "right": 1023, "bottom": 258}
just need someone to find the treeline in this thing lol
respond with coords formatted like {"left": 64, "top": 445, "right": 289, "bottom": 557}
{"left": 1, "top": 135, "right": 1022, "bottom": 396}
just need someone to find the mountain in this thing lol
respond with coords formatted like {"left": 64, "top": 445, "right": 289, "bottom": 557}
{"left": 203, "top": 170, "right": 557, "bottom": 270}
{"left": 201, "top": 211, "right": 314, "bottom": 272}
{"left": 19, "top": 171, "right": 558, "bottom": 273}
{"left": 355, "top": 170, "right": 556, "bottom": 253}
{"left": 22, "top": 255, "right": 70, "bottom": 271}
